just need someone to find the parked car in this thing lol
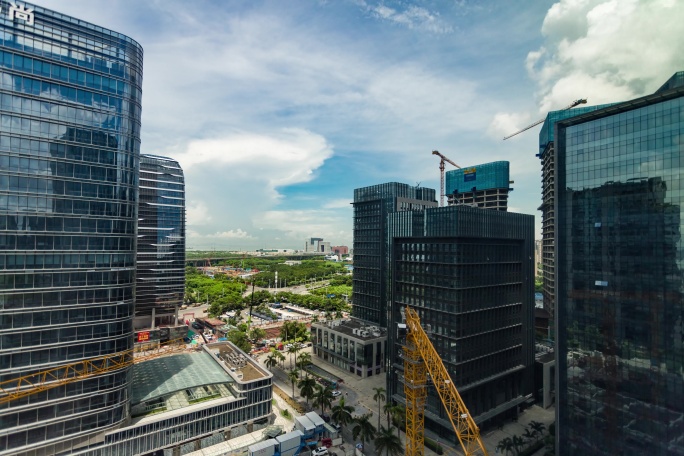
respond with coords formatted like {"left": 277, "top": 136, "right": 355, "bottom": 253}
{"left": 312, "top": 447, "right": 329, "bottom": 456}
{"left": 191, "top": 321, "right": 202, "bottom": 330}
{"left": 332, "top": 390, "right": 342, "bottom": 397}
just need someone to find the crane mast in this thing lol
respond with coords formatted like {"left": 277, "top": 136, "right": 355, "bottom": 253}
{"left": 431, "top": 150, "right": 461, "bottom": 207}
{"left": 502, "top": 98, "right": 587, "bottom": 140}
{"left": 404, "top": 306, "right": 488, "bottom": 456}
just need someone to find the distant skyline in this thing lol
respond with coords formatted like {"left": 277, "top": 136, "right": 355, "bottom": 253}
{"left": 38, "top": 0, "right": 684, "bottom": 250}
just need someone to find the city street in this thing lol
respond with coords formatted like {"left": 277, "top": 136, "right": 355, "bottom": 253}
{"left": 258, "top": 347, "right": 555, "bottom": 456}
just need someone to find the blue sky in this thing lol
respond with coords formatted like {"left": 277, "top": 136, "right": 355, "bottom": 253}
{"left": 38, "top": 0, "right": 684, "bottom": 250}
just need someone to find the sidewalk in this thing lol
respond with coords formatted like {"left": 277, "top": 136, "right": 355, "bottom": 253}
{"left": 298, "top": 354, "right": 556, "bottom": 456}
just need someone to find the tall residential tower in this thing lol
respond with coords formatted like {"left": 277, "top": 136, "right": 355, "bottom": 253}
{"left": 0, "top": 2, "right": 143, "bottom": 454}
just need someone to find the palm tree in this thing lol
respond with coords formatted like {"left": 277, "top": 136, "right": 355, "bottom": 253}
{"left": 265, "top": 352, "right": 278, "bottom": 370}
{"left": 331, "top": 397, "right": 354, "bottom": 429}
{"left": 313, "top": 384, "right": 334, "bottom": 416}
{"left": 298, "top": 376, "right": 316, "bottom": 407}
{"left": 297, "top": 352, "right": 312, "bottom": 377}
{"left": 374, "top": 425, "right": 402, "bottom": 456}
{"left": 287, "top": 369, "right": 299, "bottom": 399}
{"left": 512, "top": 435, "right": 525, "bottom": 455}
{"left": 383, "top": 402, "right": 393, "bottom": 430}
{"left": 523, "top": 427, "right": 535, "bottom": 445}
{"left": 352, "top": 414, "right": 377, "bottom": 450}
{"left": 286, "top": 342, "right": 298, "bottom": 368}
{"left": 389, "top": 404, "right": 405, "bottom": 437}
{"left": 273, "top": 347, "right": 285, "bottom": 368}
{"left": 496, "top": 437, "right": 514, "bottom": 456}
{"left": 529, "top": 420, "right": 546, "bottom": 443}
{"left": 372, "top": 387, "right": 386, "bottom": 428}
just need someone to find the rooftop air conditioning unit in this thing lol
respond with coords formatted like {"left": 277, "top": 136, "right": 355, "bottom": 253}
{"left": 360, "top": 331, "right": 369, "bottom": 337}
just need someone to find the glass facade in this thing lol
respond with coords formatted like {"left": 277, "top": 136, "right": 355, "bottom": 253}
{"left": 136, "top": 154, "right": 184, "bottom": 325}
{"left": 0, "top": 2, "right": 142, "bottom": 454}
{"left": 388, "top": 206, "right": 535, "bottom": 441}
{"left": 352, "top": 183, "right": 437, "bottom": 327}
{"left": 555, "top": 79, "right": 684, "bottom": 455}
{"left": 538, "top": 104, "right": 615, "bottom": 335}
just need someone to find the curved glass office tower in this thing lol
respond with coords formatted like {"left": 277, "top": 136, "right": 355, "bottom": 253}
{"left": 135, "top": 154, "right": 185, "bottom": 328}
{"left": 0, "top": 2, "right": 143, "bottom": 454}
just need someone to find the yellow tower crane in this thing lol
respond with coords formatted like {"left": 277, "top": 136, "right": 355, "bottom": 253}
{"left": 403, "top": 306, "right": 488, "bottom": 456}
{"left": 432, "top": 150, "right": 461, "bottom": 207}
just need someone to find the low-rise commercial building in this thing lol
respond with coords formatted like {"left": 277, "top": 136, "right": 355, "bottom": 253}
{"left": 72, "top": 342, "right": 273, "bottom": 455}
{"left": 311, "top": 319, "right": 387, "bottom": 378}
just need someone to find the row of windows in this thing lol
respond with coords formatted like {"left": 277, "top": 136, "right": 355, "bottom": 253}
{"left": 1, "top": 303, "right": 132, "bottom": 329}
{"left": 1, "top": 49, "right": 132, "bottom": 97}
{"left": 0, "top": 69, "right": 134, "bottom": 117}
{"left": 1, "top": 112, "right": 126, "bottom": 148}
{"left": 2, "top": 91, "right": 127, "bottom": 132}
{"left": 1, "top": 212, "right": 134, "bottom": 231}
{"left": 0, "top": 252, "right": 134, "bottom": 270}
{"left": 0, "top": 288, "right": 133, "bottom": 310}
{"left": 0, "top": 141, "right": 131, "bottom": 166}
{"left": 104, "top": 403, "right": 271, "bottom": 456}
{"left": 0, "top": 269, "right": 134, "bottom": 291}
{"left": 0, "top": 236, "right": 133, "bottom": 254}
{"left": 2, "top": 26, "right": 139, "bottom": 80}
{"left": 0, "top": 216, "right": 134, "bottom": 235}
{"left": 566, "top": 138, "right": 684, "bottom": 166}
{"left": 3, "top": 401, "right": 126, "bottom": 451}
{"left": 0, "top": 389, "right": 125, "bottom": 432}
{"left": 0, "top": 192, "right": 136, "bottom": 215}
{"left": 1, "top": 176, "right": 135, "bottom": 201}
{"left": 451, "top": 346, "right": 522, "bottom": 387}
{"left": 0, "top": 320, "right": 132, "bottom": 351}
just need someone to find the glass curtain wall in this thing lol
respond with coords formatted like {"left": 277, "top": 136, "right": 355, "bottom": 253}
{"left": 0, "top": 2, "right": 143, "bottom": 454}
{"left": 555, "top": 83, "right": 684, "bottom": 455}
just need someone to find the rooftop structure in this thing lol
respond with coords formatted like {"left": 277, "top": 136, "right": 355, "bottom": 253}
{"left": 311, "top": 318, "right": 387, "bottom": 378}
{"left": 90, "top": 342, "right": 273, "bottom": 455}
{"left": 445, "top": 161, "right": 512, "bottom": 210}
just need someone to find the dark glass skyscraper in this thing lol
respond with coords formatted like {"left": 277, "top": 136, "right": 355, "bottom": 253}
{"left": 555, "top": 72, "right": 684, "bottom": 455}
{"left": 0, "top": 2, "right": 142, "bottom": 454}
{"left": 351, "top": 183, "right": 437, "bottom": 327}
{"left": 135, "top": 154, "right": 185, "bottom": 328}
{"left": 388, "top": 206, "right": 535, "bottom": 440}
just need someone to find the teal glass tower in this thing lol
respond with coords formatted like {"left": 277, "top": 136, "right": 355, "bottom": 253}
{"left": 0, "top": 2, "right": 142, "bottom": 454}
{"left": 445, "top": 161, "right": 511, "bottom": 210}
{"left": 555, "top": 72, "right": 684, "bottom": 455}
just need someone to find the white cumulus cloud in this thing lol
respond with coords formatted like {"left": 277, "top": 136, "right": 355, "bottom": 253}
{"left": 530, "top": 0, "right": 684, "bottom": 111}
